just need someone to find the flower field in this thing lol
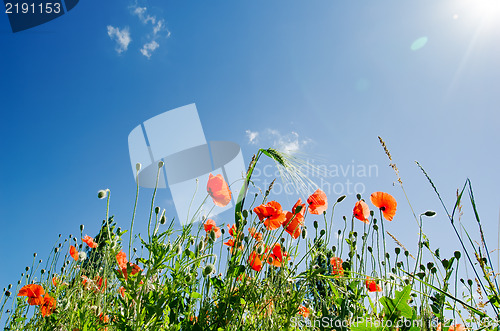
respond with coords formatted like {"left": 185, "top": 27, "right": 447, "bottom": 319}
{"left": 1, "top": 140, "right": 499, "bottom": 330}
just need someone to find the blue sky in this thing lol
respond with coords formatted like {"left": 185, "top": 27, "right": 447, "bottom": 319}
{"left": 1, "top": 0, "right": 499, "bottom": 309}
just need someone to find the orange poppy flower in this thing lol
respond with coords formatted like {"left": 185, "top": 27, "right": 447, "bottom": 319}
{"left": 330, "top": 257, "right": 344, "bottom": 276}
{"left": 116, "top": 250, "right": 128, "bottom": 269}
{"left": 253, "top": 201, "right": 286, "bottom": 230}
{"left": 207, "top": 173, "right": 232, "bottom": 207}
{"left": 82, "top": 235, "right": 98, "bottom": 249}
{"left": 437, "top": 323, "right": 466, "bottom": 331}
{"left": 69, "top": 245, "right": 79, "bottom": 261}
{"left": 204, "top": 219, "right": 222, "bottom": 239}
{"left": 40, "top": 294, "right": 56, "bottom": 317}
{"left": 120, "top": 263, "right": 142, "bottom": 281}
{"left": 437, "top": 324, "right": 466, "bottom": 331}
{"left": 365, "top": 277, "right": 382, "bottom": 292}
{"left": 227, "top": 224, "right": 237, "bottom": 237}
{"left": 95, "top": 276, "right": 107, "bottom": 291}
{"left": 248, "top": 251, "right": 263, "bottom": 272}
{"left": 353, "top": 200, "right": 370, "bottom": 224}
{"left": 119, "top": 286, "right": 126, "bottom": 298}
{"left": 298, "top": 305, "right": 310, "bottom": 318}
{"left": 283, "top": 200, "right": 306, "bottom": 239}
{"left": 370, "top": 192, "right": 397, "bottom": 221}
{"left": 307, "top": 189, "right": 328, "bottom": 214}
{"left": 248, "top": 227, "right": 263, "bottom": 241}
{"left": 266, "top": 243, "right": 290, "bottom": 267}
{"left": 18, "top": 284, "right": 45, "bottom": 305}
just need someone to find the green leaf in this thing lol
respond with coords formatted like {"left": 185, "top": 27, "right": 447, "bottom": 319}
{"left": 379, "top": 285, "right": 413, "bottom": 320}
{"left": 190, "top": 292, "right": 202, "bottom": 299}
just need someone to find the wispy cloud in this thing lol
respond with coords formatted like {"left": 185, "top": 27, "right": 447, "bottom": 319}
{"left": 140, "top": 40, "right": 159, "bottom": 59}
{"left": 107, "top": 26, "right": 131, "bottom": 54}
{"left": 245, "top": 130, "right": 259, "bottom": 144}
{"left": 245, "top": 129, "right": 312, "bottom": 154}
{"left": 107, "top": 3, "right": 170, "bottom": 59}
{"left": 130, "top": 4, "right": 170, "bottom": 59}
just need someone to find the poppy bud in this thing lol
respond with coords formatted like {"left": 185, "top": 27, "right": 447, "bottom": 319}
{"left": 332, "top": 246, "right": 336, "bottom": 252}
{"left": 242, "top": 210, "right": 249, "bottom": 218}
{"left": 25, "top": 267, "right": 29, "bottom": 272}
{"left": 160, "top": 212, "right": 166, "bottom": 224}
{"left": 198, "top": 241, "right": 205, "bottom": 251}
{"left": 221, "top": 228, "right": 225, "bottom": 235}
{"left": 427, "top": 262, "right": 434, "bottom": 269}
{"left": 367, "top": 246, "right": 373, "bottom": 253}
{"left": 337, "top": 195, "right": 346, "bottom": 203}
{"left": 175, "top": 244, "right": 182, "bottom": 256}
{"left": 155, "top": 206, "right": 160, "bottom": 214}
{"left": 54, "top": 247, "right": 59, "bottom": 253}
{"left": 423, "top": 210, "right": 436, "bottom": 217}
{"left": 158, "top": 161, "right": 164, "bottom": 168}
{"left": 5, "top": 291, "right": 10, "bottom": 297}
{"left": 209, "top": 230, "right": 216, "bottom": 242}
{"left": 136, "top": 163, "right": 142, "bottom": 171}
{"left": 33, "top": 253, "right": 37, "bottom": 258}
{"left": 203, "top": 264, "right": 215, "bottom": 277}
{"left": 373, "top": 224, "right": 378, "bottom": 231}
{"left": 395, "top": 247, "right": 401, "bottom": 255}
{"left": 80, "top": 224, "right": 84, "bottom": 232}
{"left": 189, "top": 237, "right": 195, "bottom": 246}
{"left": 7, "top": 284, "right": 12, "bottom": 290}
{"left": 41, "top": 269, "right": 45, "bottom": 274}
{"left": 356, "top": 194, "right": 361, "bottom": 201}
{"left": 467, "top": 279, "right": 473, "bottom": 286}
{"left": 256, "top": 244, "right": 265, "bottom": 255}
{"left": 385, "top": 253, "right": 390, "bottom": 260}
{"left": 320, "top": 229, "right": 326, "bottom": 237}
{"left": 454, "top": 251, "right": 461, "bottom": 260}
{"left": 268, "top": 256, "right": 274, "bottom": 264}
{"left": 404, "top": 250, "right": 409, "bottom": 257}
{"left": 97, "top": 190, "right": 107, "bottom": 199}
{"left": 280, "top": 238, "right": 285, "bottom": 244}
{"left": 301, "top": 228, "right": 307, "bottom": 239}
{"left": 313, "top": 221, "right": 318, "bottom": 229}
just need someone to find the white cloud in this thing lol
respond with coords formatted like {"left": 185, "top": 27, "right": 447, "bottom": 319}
{"left": 107, "top": 26, "right": 131, "bottom": 54}
{"left": 245, "top": 129, "right": 312, "bottom": 155}
{"left": 133, "top": 6, "right": 156, "bottom": 25}
{"left": 246, "top": 130, "right": 259, "bottom": 144}
{"left": 140, "top": 40, "right": 159, "bottom": 59}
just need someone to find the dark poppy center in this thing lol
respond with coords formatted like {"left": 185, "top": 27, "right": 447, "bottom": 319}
{"left": 380, "top": 206, "right": 386, "bottom": 211}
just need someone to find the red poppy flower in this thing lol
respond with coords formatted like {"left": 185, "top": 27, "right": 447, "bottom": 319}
{"left": 119, "top": 286, "right": 126, "bottom": 298}
{"left": 204, "top": 219, "right": 222, "bottom": 239}
{"left": 330, "top": 257, "right": 344, "bottom": 276}
{"left": 69, "top": 245, "right": 79, "bottom": 261}
{"left": 307, "top": 189, "right": 328, "bottom": 214}
{"left": 40, "top": 294, "right": 56, "bottom": 317}
{"left": 248, "top": 251, "right": 263, "bottom": 272}
{"left": 120, "top": 263, "right": 142, "bottom": 281}
{"left": 283, "top": 199, "right": 306, "bottom": 239}
{"left": 207, "top": 173, "right": 232, "bottom": 207}
{"left": 370, "top": 192, "right": 397, "bottom": 221}
{"left": 437, "top": 323, "right": 466, "bottom": 331}
{"left": 365, "top": 277, "right": 382, "bottom": 292}
{"left": 116, "top": 250, "right": 128, "bottom": 269}
{"left": 82, "top": 235, "right": 98, "bottom": 249}
{"left": 298, "top": 305, "right": 310, "bottom": 318}
{"left": 353, "top": 200, "right": 370, "bottom": 224}
{"left": 95, "top": 276, "right": 107, "bottom": 291}
{"left": 227, "top": 224, "right": 237, "bottom": 237}
{"left": 18, "top": 284, "right": 45, "bottom": 306}
{"left": 253, "top": 201, "right": 286, "bottom": 230}
{"left": 248, "top": 227, "right": 263, "bottom": 241}
{"left": 266, "top": 243, "right": 289, "bottom": 267}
